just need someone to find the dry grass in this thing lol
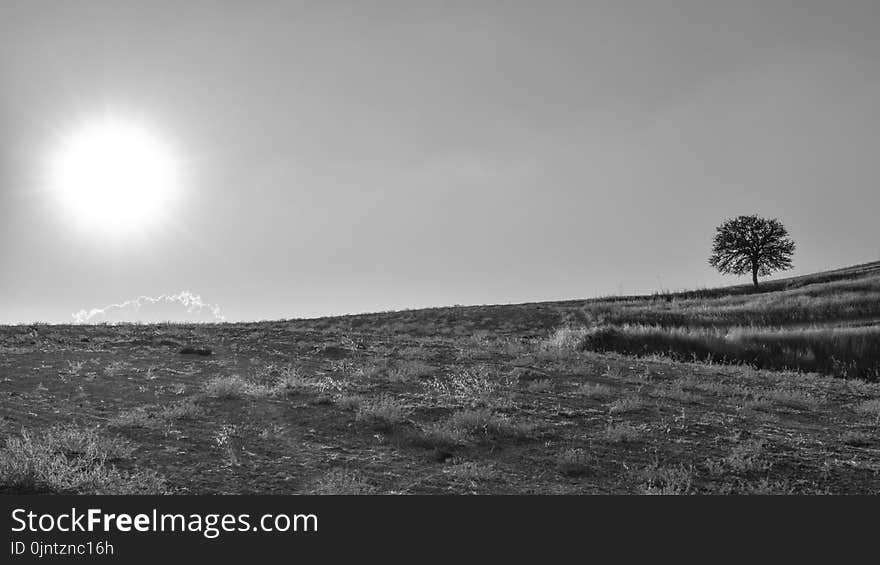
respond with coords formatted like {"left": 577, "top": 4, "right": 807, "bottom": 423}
{"left": 420, "top": 408, "right": 534, "bottom": 447}
{"left": 841, "top": 430, "right": 873, "bottom": 447}
{"left": 652, "top": 380, "right": 698, "bottom": 403}
{"left": 602, "top": 422, "right": 642, "bottom": 443}
{"left": 544, "top": 326, "right": 590, "bottom": 351}
{"left": 204, "top": 374, "right": 269, "bottom": 399}
{"left": 574, "top": 324, "right": 880, "bottom": 381}
{"left": 109, "top": 399, "right": 203, "bottom": 429}
{"left": 308, "top": 469, "right": 376, "bottom": 495}
{"left": 853, "top": 399, "right": 880, "bottom": 418}
{"left": 720, "top": 440, "right": 770, "bottom": 473}
{"left": 757, "top": 389, "right": 822, "bottom": 411}
{"left": 355, "top": 395, "right": 411, "bottom": 430}
{"left": 578, "top": 271, "right": 880, "bottom": 330}
{"left": 578, "top": 382, "right": 615, "bottom": 399}
{"left": 556, "top": 448, "right": 593, "bottom": 477}
{"left": 608, "top": 395, "right": 647, "bottom": 414}
{"left": 2, "top": 261, "right": 880, "bottom": 495}
{"left": 639, "top": 462, "right": 694, "bottom": 495}
{"left": 0, "top": 425, "right": 167, "bottom": 494}
{"left": 388, "top": 360, "right": 435, "bottom": 383}
{"left": 445, "top": 461, "right": 499, "bottom": 481}
{"left": 270, "top": 366, "right": 314, "bottom": 395}
{"left": 522, "top": 267, "right": 880, "bottom": 381}
{"left": 424, "top": 366, "right": 511, "bottom": 408}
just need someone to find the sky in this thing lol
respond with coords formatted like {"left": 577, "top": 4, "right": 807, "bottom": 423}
{"left": 1, "top": 0, "right": 879, "bottom": 324}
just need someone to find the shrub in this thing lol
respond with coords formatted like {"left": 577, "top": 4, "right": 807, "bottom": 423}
{"left": 425, "top": 366, "right": 510, "bottom": 408}
{"left": 0, "top": 426, "right": 166, "bottom": 494}
{"left": 270, "top": 367, "right": 312, "bottom": 396}
{"left": 544, "top": 327, "right": 589, "bottom": 351}
{"left": 639, "top": 462, "right": 694, "bottom": 495}
{"left": 723, "top": 440, "right": 770, "bottom": 473}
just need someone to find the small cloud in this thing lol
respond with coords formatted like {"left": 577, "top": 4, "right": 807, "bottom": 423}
{"left": 72, "top": 291, "right": 226, "bottom": 324}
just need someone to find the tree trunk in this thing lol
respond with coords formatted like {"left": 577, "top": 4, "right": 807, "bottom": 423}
{"left": 752, "top": 263, "right": 759, "bottom": 288}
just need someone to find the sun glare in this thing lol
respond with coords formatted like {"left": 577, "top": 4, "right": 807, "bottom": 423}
{"left": 47, "top": 116, "right": 182, "bottom": 234}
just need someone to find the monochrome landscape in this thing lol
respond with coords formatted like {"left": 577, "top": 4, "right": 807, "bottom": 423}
{"left": 2, "top": 260, "right": 879, "bottom": 494}
{"left": 2, "top": 2, "right": 879, "bottom": 495}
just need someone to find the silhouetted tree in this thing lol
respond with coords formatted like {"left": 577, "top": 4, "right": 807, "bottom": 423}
{"left": 709, "top": 215, "right": 795, "bottom": 288}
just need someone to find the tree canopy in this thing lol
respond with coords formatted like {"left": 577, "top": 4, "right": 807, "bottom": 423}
{"left": 709, "top": 215, "right": 795, "bottom": 287}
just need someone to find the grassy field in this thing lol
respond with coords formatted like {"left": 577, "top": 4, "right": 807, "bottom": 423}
{"left": 1, "top": 262, "right": 879, "bottom": 494}
{"left": 567, "top": 261, "right": 880, "bottom": 380}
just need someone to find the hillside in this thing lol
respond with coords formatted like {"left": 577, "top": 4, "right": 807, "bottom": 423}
{"left": 1, "top": 262, "right": 879, "bottom": 494}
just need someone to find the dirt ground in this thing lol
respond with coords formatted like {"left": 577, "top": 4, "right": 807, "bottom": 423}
{"left": 1, "top": 312, "right": 879, "bottom": 494}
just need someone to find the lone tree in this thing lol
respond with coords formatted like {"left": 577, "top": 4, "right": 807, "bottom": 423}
{"left": 709, "top": 214, "right": 795, "bottom": 288}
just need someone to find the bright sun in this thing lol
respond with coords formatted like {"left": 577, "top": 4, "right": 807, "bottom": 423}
{"left": 48, "top": 116, "right": 181, "bottom": 234}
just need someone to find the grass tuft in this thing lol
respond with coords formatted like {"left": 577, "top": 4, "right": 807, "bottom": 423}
{"left": 204, "top": 374, "right": 269, "bottom": 399}
{"left": 355, "top": 395, "right": 411, "bottom": 430}
{"left": 556, "top": 448, "right": 593, "bottom": 477}
{"left": 309, "top": 469, "right": 376, "bottom": 495}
